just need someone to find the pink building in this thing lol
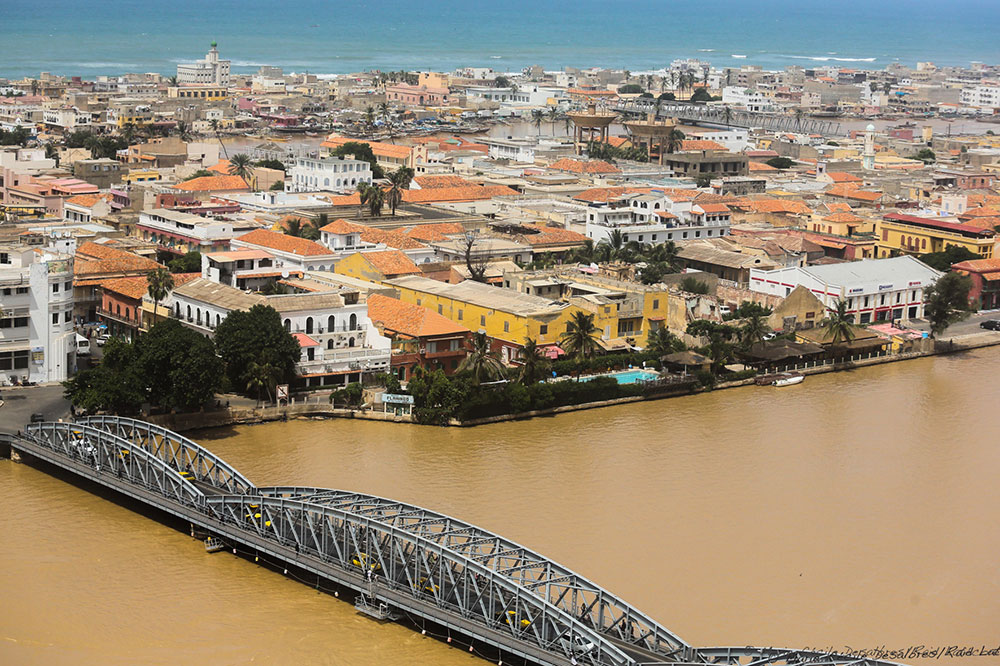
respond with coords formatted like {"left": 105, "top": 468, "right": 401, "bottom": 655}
{"left": 1, "top": 171, "right": 98, "bottom": 217}
{"left": 385, "top": 84, "right": 450, "bottom": 107}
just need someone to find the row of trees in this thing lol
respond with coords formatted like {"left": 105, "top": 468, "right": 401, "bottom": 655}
{"left": 356, "top": 166, "right": 414, "bottom": 217}
{"left": 63, "top": 305, "right": 301, "bottom": 414}
{"left": 568, "top": 234, "right": 684, "bottom": 285}
{"left": 585, "top": 140, "right": 649, "bottom": 163}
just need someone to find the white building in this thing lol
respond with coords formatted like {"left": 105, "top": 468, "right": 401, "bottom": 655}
{"left": 171, "top": 278, "right": 390, "bottom": 390}
{"left": 464, "top": 85, "right": 568, "bottom": 107}
{"left": 959, "top": 84, "right": 1000, "bottom": 112}
{"left": 288, "top": 155, "right": 372, "bottom": 193}
{"left": 721, "top": 86, "right": 775, "bottom": 113}
{"left": 137, "top": 209, "right": 235, "bottom": 254}
{"left": 585, "top": 191, "right": 732, "bottom": 246}
{"left": 42, "top": 107, "right": 91, "bottom": 131}
{"left": 0, "top": 245, "right": 77, "bottom": 383}
{"left": 748, "top": 255, "right": 942, "bottom": 324}
{"left": 686, "top": 127, "right": 749, "bottom": 153}
{"left": 230, "top": 229, "right": 339, "bottom": 272}
{"left": 176, "top": 42, "right": 231, "bottom": 86}
{"left": 482, "top": 137, "right": 536, "bottom": 162}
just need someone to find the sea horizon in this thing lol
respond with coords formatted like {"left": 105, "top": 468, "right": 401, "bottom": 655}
{"left": 3, "top": 0, "right": 1000, "bottom": 81}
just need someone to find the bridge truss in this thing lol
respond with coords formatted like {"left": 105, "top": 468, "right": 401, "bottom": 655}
{"left": 614, "top": 100, "right": 844, "bottom": 136}
{"left": 8, "top": 419, "right": 910, "bottom": 666}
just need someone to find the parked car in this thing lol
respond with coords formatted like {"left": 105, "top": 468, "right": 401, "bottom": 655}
{"left": 95, "top": 333, "right": 111, "bottom": 347}
{"left": 980, "top": 319, "right": 1000, "bottom": 331}
{"left": 30, "top": 413, "right": 45, "bottom": 423}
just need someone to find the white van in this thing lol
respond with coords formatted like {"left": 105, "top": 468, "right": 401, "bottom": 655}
{"left": 76, "top": 334, "right": 91, "bottom": 356}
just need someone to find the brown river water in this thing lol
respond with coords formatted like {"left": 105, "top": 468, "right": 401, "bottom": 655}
{"left": 2, "top": 348, "right": 999, "bottom": 666}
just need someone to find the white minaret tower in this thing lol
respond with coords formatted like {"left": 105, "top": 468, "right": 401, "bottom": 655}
{"left": 862, "top": 123, "right": 875, "bottom": 171}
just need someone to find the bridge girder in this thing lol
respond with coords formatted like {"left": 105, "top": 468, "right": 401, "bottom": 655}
{"left": 77, "top": 416, "right": 257, "bottom": 495}
{"left": 24, "top": 422, "right": 204, "bottom": 507}
{"left": 259, "top": 486, "right": 691, "bottom": 661}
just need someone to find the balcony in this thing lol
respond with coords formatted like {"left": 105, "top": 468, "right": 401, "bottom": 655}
{"left": 97, "top": 306, "right": 141, "bottom": 328}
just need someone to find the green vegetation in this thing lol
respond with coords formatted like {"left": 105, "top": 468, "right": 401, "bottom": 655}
{"left": 918, "top": 245, "right": 978, "bottom": 271}
{"left": 330, "top": 382, "right": 363, "bottom": 407}
{"left": 617, "top": 84, "right": 644, "bottom": 94}
{"left": 330, "top": 141, "right": 385, "bottom": 178}
{"left": 269, "top": 180, "right": 285, "bottom": 191}
{"left": 284, "top": 216, "right": 321, "bottom": 241}
{"left": 766, "top": 156, "right": 795, "bottom": 170}
{"left": 184, "top": 169, "right": 215, "bottom": 181}
{"left": 560, "top": 311, "right": 601, "bottom": 359}
{"left": 586, "top": 140, "right": 648, "bottom": 163}
{"left": 694, "top": 174, "right": 712, "bottom": 188}
{"left": 458, "top": 331, "right": 505, "bottom": 383}
{"left": 357, "top": 182, "right": 385, "bottom": 217}
{"left": 63, "top": 129, "right": 128, "bottom": 159}
{"left": 686, "top": 320, "right": 737, "bottom": 372}
{"left": 0, "top": 127, "right": 30, "bottom": 145}
{"left": 255, "top": 158, "right": 286, "bottom": 171}
{"left": 914, "top": 148, "right": 936, "bottom": 163}
{"left": 658, "top": 92, "right": 675, "bottom": 101}
{"left": 645, "top": 327, "right": 685, "bottom": 357}
{"left": 167, "top": 251, "right": 201, "bottom": 274}
{"left": 146, "top": 268, "right": 174, "bottom": 326}
{"left": 227, "top": 153, "right": 254, "bottom": 184}
{"left": 823, "top": 299, "right": 856, "bottom": 346}
{"left": 722, "top": 301, "right": 773, "bottom": 321}
{"left": 689, "top": 88, "right": 713, "bottom": 103}
{"left": 63, "top": 320, "right": 222, "bottom": 413}
{"left": 680, "top": 276, "right": 710, "bottom": 294}
{"left": 213, "top": 304, "right": 300, "bottom": 397}
{"left": 386, "top": 166, "right": 414, "bottom": 215}
{"left": 924, "top": 272, "right": 973, "bottom": 337}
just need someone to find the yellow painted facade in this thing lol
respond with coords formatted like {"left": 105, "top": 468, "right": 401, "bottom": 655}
{"left": 167, "top": 86, "right": 229, "bottom": 101}
{"left": 123, "top": 169, "right": 162, "bottom": 183}
{"left": 875, "top": 218, "right": 995, "bottom": 259}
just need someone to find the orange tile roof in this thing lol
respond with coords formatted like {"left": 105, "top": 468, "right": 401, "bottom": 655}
{"left": 404, "top": 222, "right": 467, "bottom": 242}
{"left": 413, "top": 174, "right": 473, "bottom": 189}
{"left": 605, "top": 136, "right": 631, "bottom": 148}
{"left": 74, "top": 256, "right": 163, "bottom": 278}
{"left": 952, "top": 257, "right": 1000, "bottom": 274}
{"left": 77, "top": 241, "right": 129, "bottom": 261}
{"left": 573, "top": 186, "right": 653, "bottom": 203}
{"left": 367, "top": 293, "right": 470, "bottom": 338}
{"left": 959, "top": 206, "right": 1000, "bottom": 218}
{"left": 292, "top": 332, "right": 320, "bottom": 347}
{"left": 827, "top": 171, "right": 863, "bottom": 183}
{"left": 696, "top": 203, "right": 731, "bottom": 214}
{"left": 360, "top": 227, "right": 427, "bottom": 250}
{"left": 547, "top": 158, "right": 621, "bottom": 175}
{"left": 325, "top": 193, "right": 363, "bottom": 206}
{"left": 962, "top": 216, "right": 1000, "bottom": 230}
{"left": 65, "top": 193, "right": 112, "bottom": 207}
{"left": 100, "top": 272, "right": 199, "bottom": 301}
{"left": 235, "top": 229, "right": 332, "bottom": 257}
{"left": 321, "top": 135, "right": 414, "bottom": 159}
{"left": 823, "top": 202, "right": 853, "bottom": 212}
{"left": 733, "top": 198, "right": 812, "bottom": 215}
{"left": 823, "top": 212, "right": 865, "bottom": 223}
{"left": 207, "top": 159, "right": 231, "bottom": 174}
{"left": 518, "top": 226, "right": 589, "bottom": 246}
{"left": 826, "top": 184, "right": 883, "bottom": 202}
{"left": 680, "top": 140, "right": 726, "bottom": 151}
{"left": 748, "top": 161, "right": 778, "bottom": 172}
{"left": 401, "top": 184, "right": 517, "bottom": 203}
{"left": 173, "top": 174, "right": 250, "bottom": 192}
{"left": 319, "top": 218, "right": 366, "bottom": 234}
{"left": 358, "top": 250, "right": 421, "bottom": 276}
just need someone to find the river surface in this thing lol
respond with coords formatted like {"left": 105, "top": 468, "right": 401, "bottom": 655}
{"left": 2, "top": 348, "right": 999, "bottom": 665}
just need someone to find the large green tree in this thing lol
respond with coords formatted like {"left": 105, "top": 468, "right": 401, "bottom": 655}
{"left": 517, "top": 338, "right": 549, "bottom": 385}
{"left": 458, "top": 331, "right": 505, "bottom": 383}
{"left": 168, "top": 251, "right": 202, "bottom": 274}
{"left": 62, "top": 338, "right": 145, "bottom": 414}
{"left": 135, "top": 318, "right": 222, "bottom": 411}
{"left": 329, "top": 141, "right": 385, "bottom": 178}
{"left": 924, "top": 272, "right": 973, "bottom": 337}
{"left": 214, "top": 304, "right": 300, "bottom": 395}
{"left": 560, "top": 311, "right": 601, "bottom": 359}
{"left": 918, "top": 246, "right": 978, "bottom": 272}
{"left": 686, "top": 320, "right": 737, "bottom": 372}
{"left": 146, "top": 268, "right": 174, "bottom": 326}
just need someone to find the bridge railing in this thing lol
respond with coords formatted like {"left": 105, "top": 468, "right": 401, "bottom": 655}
{"left": 76, "top": 416, "right": 257, "bottom": 496}
{"left": 259, "top": 487, "right": 692, "bottom": 662}
{"left": 207, "top": 494, "right": 636, "bottom": 666}
{"left": 23, "top": 422, "right": 205, "bottom": 508}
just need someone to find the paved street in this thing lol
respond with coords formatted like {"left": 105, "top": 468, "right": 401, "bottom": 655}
{"left": 907, "top": 309, "right": 1000, "bottom": 340}
{"left": 0, "top": 384, "right": 72, "bottom": 431}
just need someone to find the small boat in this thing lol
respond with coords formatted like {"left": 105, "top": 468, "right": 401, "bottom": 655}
{"left": 772, "top": 373, "right": 804, "bottom": 387}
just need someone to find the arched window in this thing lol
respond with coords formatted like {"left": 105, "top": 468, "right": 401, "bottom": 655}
{"left": 349, "top": 313, "right": 358, "bottom": 330}
{"left": 175, "top": 303, "right": 180, "bottom": 317}
{"left": 305, "top": 316, "right": 314, "bottom": 334}
{"left": 196, "top": 308, "right": 202, "bottom": 325}
{"left": 324, "top": 178, "right": 330, "bottom": 187}
{"left": 922, "top": 238, "right": 927, "bottom": 249}
{"left": 327, "top": 339, "right": 335, "bottom": 349}
{"left": 284, "top": 318, "right": 291, "bottom": 331}
{"left": 327, "top": 315, "right": 336, "bottom": 331}
{"left": 125, "top": 307, "right": 131, "bottom": 321}
{"left": 116, "top": 304, "right": 121, "bottom": 316}
{"left": 187, "top": 305, "right": 191, "bottom": 320}
{"left": 215, "top": 314, "right": 221, "bottom": 327}
{"left": 348, "top": 337, "right": 355, "bottom": 348}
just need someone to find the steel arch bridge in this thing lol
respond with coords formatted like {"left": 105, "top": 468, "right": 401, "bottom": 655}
{"left": 6, "top": 418, "right": 908, "bottom": 666}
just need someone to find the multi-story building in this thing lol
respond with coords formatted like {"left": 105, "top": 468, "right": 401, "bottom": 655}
{"left": 230, "top": 229, "right": 340, "bottom": 272}
{"left": 385, "top": 84, "right": 450, "bottom": 106}
{"left": 137, "top": 208, "right": 235, "bottom": 255}
{"left": 749, "top": 255, "right": 942, "bottom": 324}
{"left": 320, "top": 136, "right": 426, "bottom": 171}
{"left": 877, "top": 213, "right": 995, "bottom": 260}
{"left": 176, "top": 42, "right": 231, "bottom": 86}
{"left": 951, "top": 257, "right": 1000, "bottom": 310}
{"left": 721, "top": 86, "right": 775, "bottom": 112}
{"left": 0, "top": 245, "right": 77, "bottom": 383}
{"left": 171, "top": 277, "right": 391, "bottom": 390}
{"left": 959, "top": 84, "right": 1000, "bottom": 111}
{"left": 288, "top": 156, "right": 372, "bottom": 193}
{"left": 71, "top": 159, "right": 126, "bottom": 190}
{"left": 584, "top": 191, "right": 732, "bottom": 246}
{"left": 41, "top": 107, "right": 91, "bottom": 131}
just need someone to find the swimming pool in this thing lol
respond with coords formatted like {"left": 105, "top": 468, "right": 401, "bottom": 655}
{"left": 576, "top": 369, "right": 660, "bottom": 384}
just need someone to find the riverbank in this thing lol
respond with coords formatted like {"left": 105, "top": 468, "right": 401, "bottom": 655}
{"left": 148, "top": 332, "right": 1000, "bottom": 434}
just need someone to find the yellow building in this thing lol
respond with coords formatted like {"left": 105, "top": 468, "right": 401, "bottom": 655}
{"left": 807, "top": 211, "right": 875, "bottom": 236}
{"left": 876, "top": 213, "right": 996, "bottom": 259}
{"left": 167, "top": 86, "right": 229, "bottom": 101}
{"left": 384, "top": 275, "right": 579, "bottom": 363}
{"left": 123, "top": 169, "right": 162, "bottom": 184}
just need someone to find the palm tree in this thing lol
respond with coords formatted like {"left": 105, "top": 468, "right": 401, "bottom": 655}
{"left": 547, "top": 107, "right": 559, "bottom": 134}
{"left": 228, "top": 153, "right": 254, "bottom": 187}
{"left": 357, "top": 182, "right": 384, "bottom": 217}
{"left": 531, "top": 109, "right": 545, "bottom": 136}
{"left": 175, "top": 120, "right": 193, "bottom": 142}
{"left": 601, "top": 229, "right": 625, "bottom": 260}
{"left": 209, "top": 119, "right": 228, "bottom": 158}
{"left": 560, "top": 311, "right": 601, "bottom": 359}
{"left": 285, "top": 216, "right": 304, "bottom": 237}
{"left": 459, "top": 332, "right": 505, "bottom": 383}
{"left": 824, "top": 299, "right": 855, "bottom": 346}
{"left": 665, "top": 128, "right": 685, "bottom": 154}
{"left": 167, "top": 75, "right": 178, "bottom": 87}
{"left": 119, "top": 122, "right": 138, "bottom": 145}
{"left": 246, "top": 361, "right": 278, "bottom": 406}
{"left": 722, "top": 105, "right": 733, "bottom": 127}
{"left": 386, "top": 166, "right": 413, "bottom": 215}
{"left": 517, "top": 338, "right": 548, "bottom": 385}
{"left": 739, "top": 313, "right": 770, "bottom": 349}
{"left": 668, "top": 71, "right": 678, "bottom": 92}
{"left": 364, "top": 105, "right": 377, "bottom": 137}
{"left": 646, "top": 326, "right": 682, "bottom": 357}
{"left": 573, "top": 239, "right": 597, "bottom": 264}
{"left": 794, "top": 107, "right": 805, "bottom": 130}
{"left": 146, "top": 268, "right": 174, "bottom": 327}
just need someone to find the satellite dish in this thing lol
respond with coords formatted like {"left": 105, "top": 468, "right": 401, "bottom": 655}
{"left": 281, "top": 270, "right": 289, "bottom": 278}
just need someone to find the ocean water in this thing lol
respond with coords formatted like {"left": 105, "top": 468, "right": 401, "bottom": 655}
{"left": 2, "top": 0, "right": 999, "bottom": 79}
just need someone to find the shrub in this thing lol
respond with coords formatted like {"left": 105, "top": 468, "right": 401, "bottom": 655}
{"left": 695, "top": 370, "right": 717, "bottom": 388}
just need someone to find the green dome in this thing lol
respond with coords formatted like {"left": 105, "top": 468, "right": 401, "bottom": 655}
{"left": 211, "top": 41, "right": 218, "bottom": 48}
